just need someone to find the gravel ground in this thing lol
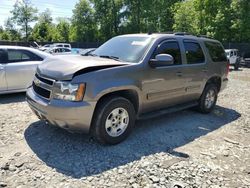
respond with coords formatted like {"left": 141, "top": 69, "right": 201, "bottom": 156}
{"left": 0, "top": 68, "right": 250, "bottom": 188}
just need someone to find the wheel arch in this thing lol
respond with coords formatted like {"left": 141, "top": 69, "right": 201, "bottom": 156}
{"left": 206, "top": 76, "right": 222, "bottom": 92}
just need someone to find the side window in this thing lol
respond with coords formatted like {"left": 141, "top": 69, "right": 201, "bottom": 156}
{"left": 8, "top": 50, "right": 31, "bottom": 62}
{"left": 230, "top": 51, "right": 233, "bottom": 57}
{"left": 7, "top": 49, "right": 41, "bottom": 63}
{"left": 204, "top": 41, "right": 227, "bottom": 62}
{"left": 154, "top": 41, "right": 182, "bottom": 65}
{"left": 0, "top": 49, "right": 7, "bottom": 63}
{"left": 184, "top": 41, "right": 205, "bottom": 64}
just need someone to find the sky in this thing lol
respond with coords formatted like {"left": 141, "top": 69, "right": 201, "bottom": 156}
{"left": 0, "top": 0, "right": 79, "bottom": 27}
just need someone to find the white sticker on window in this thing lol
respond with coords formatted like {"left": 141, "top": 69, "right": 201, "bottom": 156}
{"left": 131, "top": 41, "right": 147, "bottom": 46}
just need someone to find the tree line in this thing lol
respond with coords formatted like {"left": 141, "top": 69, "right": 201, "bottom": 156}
{"left": 0, "top": 0, "right": 250, "bottom": 43}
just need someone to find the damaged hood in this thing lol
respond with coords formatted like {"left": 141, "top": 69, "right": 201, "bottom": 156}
{"left": 37, "top": 55, "right": 130, "bottom": 80}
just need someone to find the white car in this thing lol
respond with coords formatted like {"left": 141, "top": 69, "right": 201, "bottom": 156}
{"left": 53, "top": 43, "right": 71, "bottom": 49}
{"left": 39, "top": 44, "right": 52, "bottom": 51}
{"left": 39, "top": 43, "right": 71, "bottom": 51}
{"left": 0, "top": 46, "right": 51, "bottom": 94}
{"left": 46, "top": 47, "right": 72, "bottom": 54}
{"left": 225, "top": 49, "right": 240, "bottom": 70}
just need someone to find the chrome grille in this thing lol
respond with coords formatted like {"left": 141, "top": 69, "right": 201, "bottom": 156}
{"left": 32, "top": 74, "right": 55, "bottom": 100}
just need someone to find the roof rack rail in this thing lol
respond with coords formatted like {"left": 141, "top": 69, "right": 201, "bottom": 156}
{"left": 147, "top": 31, "right": 175, "bottom": 35}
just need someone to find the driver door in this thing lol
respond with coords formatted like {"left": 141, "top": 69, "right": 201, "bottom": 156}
{"left": 0, "top": 49, "right": 7, "bottom": 92}
{"left": 142, "top": 40, "right": 187, "bottom": 113}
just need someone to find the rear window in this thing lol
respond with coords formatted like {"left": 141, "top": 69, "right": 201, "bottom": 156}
{"left": 205, "top": 41, "right": 227, "bottom": 62}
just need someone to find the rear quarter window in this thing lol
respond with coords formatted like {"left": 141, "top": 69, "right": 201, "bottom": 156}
{"left": 205, "top": 41, "right": 227, "bottom": 62}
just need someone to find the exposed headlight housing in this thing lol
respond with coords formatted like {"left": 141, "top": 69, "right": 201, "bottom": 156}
{"left": 53, "top": 82, "right": 86, "bottom": 102}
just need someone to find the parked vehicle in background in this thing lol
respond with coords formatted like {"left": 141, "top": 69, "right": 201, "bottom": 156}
{"left": 0, "top": 46, "right": 51, "bottom": 94}
{"left": 27, "top": 33, "right": 228, "bottom": 144}
{"left": 46, "top": 47, "right": 72, "bottom": 54}
{"left": 241, "top": 52, "right": 250, "bottom": 68}
{"left": 53, "top": 43, "right": 71, "bottom": 49}
{"left": 39, "top": 44, "right": 52, "bottom": 51}
{"left": 39, "top": 43, "right": 71, "bottom": 52}
{"left": 225, "top": 49, "right": 241, "bottom": 70}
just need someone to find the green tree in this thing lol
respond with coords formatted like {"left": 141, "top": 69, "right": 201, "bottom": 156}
{"left": 122, "top": 0, "right": 180, "bottom": 34}
{"left": 231, "top": 0, "right": 250, "bottom": 42}
{"left": 173, "top": 0, "right": 199, "bottom": 34}
{"left": 11, "top": 0, "right": 38, "bottom": 41}
{"left": 0, "top": 26, "right": 10, "bottom": 41}
{"left": 31, "top": 9, "right": 54, "bottom": 42}
{"left": 70, "top": 0, "right": 98, "bottom": 42}
{"left": 91, "top": 0, "right": 124, "bottom": 41}
{"left": 4, "top": 17, "right": 21, "bottom": 41}
{"left": 53, "top": 18, "right": 70, "bottom": 42}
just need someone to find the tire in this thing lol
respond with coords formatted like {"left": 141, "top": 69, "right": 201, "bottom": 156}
{"left": 234, "top": 64, "right": 239, "bottom": 70}
{"left": 91, "top": 96, "right": 136, "bottom": 145}
{"left": 197, "top": 84, "right": 218, "bottom": 114}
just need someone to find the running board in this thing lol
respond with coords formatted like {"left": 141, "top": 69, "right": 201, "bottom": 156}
{"left": 138, "top": 101, "right": 198, "bottom": 120}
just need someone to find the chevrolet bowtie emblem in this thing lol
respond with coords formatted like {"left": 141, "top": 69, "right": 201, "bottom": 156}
{"left": 34, "top": 78, "right": 41, "bottom": 86}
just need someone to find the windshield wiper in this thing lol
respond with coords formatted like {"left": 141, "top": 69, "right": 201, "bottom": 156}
{"left": 99, "top": 55, "right": 121, "bottom": 61}
{"left": 82, "top": 53, "right": 97, "bottom": 57}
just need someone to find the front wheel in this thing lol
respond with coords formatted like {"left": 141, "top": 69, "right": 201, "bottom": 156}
{"left": 91, "top": 97, "right": 136, "bottom": 145}
{"left": 197, "top": 84, "right": 218, "bottom": 113}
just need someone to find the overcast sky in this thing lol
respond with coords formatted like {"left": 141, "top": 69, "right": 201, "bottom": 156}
{"left": 0, "top": 0, "right": 79, "bottom": 27}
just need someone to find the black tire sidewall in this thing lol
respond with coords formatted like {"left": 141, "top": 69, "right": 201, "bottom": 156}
{"left": 199, "top": 84, "right": 218, "bottom": 113}
{"left": 93, "top": 97, "right": 135, "bottom": 145}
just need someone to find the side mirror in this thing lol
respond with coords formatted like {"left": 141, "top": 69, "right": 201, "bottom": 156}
{"left": 149, "top": 54, "right": 174, "bottom": 68}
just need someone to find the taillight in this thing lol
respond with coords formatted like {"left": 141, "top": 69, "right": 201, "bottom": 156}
{"left": 226, "top": 60, "right": 230, "bottom": 76}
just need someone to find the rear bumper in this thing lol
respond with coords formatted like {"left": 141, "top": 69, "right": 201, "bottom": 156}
{"left": 26, "top": 87, "right": 96, "bottom": 133}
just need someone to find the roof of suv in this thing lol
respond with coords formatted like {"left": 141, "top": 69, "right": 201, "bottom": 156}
{"left": 118, "top": 33, "right": 220, "bottom": 43}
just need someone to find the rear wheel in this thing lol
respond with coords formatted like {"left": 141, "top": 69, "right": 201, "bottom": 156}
{"left": 91, "top": 96, "right": 136, "bottom": 145}
{"left": 197, "top": 84, "right": 218, "bottom": 113}
{"left": 234, "top": 64, "right": 239, "bottom": 70}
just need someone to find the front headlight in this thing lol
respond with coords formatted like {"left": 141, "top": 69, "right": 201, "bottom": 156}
{"left": 53, "top": 82, "right": 86, "bottom": 101}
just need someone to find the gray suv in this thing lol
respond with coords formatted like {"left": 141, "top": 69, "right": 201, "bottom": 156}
{"left": 26, "top": 33, "right": 229, "bottom": 144}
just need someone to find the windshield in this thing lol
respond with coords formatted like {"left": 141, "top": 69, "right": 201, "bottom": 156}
{"left": 92, "top": 36, "right": 153, "bottom": 63}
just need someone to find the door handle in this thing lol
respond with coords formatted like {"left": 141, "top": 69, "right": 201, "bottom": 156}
{"left": 176, "top": 72, "right": 182, "bottom": 77}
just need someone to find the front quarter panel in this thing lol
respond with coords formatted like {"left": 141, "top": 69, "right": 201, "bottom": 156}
{"left": 72, "top": 64, "right": 144, "bottom": 112}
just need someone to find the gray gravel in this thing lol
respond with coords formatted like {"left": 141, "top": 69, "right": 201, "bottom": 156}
{"left": 0, "top": 68, "right": 250, "bottom": 188}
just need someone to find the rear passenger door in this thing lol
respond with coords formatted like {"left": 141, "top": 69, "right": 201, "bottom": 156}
{"left": 5, "top": 49, "right": 42, "bottom": 91}
{"left": 181, "top": 40, "right": 208, "bottom": 101}
{"left": 0, "top": 49, "right": 7, "bottom": 92}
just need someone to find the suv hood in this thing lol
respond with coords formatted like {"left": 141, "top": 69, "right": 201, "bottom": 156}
{"left": 37, "top": 55, "right": 130, "bottom": 80}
